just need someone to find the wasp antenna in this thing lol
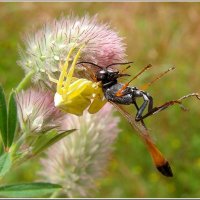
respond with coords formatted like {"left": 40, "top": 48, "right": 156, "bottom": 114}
{"left": 77, "top": 61, "right": 103, "bottom": 69}
{"left": 118, "top": 73, "right": 131, "bottom": 77}
{"left": 126, "top": 65, "right": 131, "bottom": 70}
{"left": 120, "top": 65, "right": 132, "bottom": 74}
{"left": 106, "top": 61, "right": 134, "bottom": 69}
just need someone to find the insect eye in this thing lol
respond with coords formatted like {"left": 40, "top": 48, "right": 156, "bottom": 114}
{"left": 96, "top": 70, "right": 107, "bottom": 81}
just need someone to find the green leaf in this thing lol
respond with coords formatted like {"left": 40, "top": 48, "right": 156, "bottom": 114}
{"left": 7, "top": 91, "right": 18, "bottom": 147}
{"left": 0, "top": 143, "right": 3, "bottom": 156}
{"left": 33, "top": 129, "right": 76, "bottom": 156}
{"left": 0, "top": 182, "right": 62, "bottom": 198}
{"left": 0, "top": 85, "right": 7, "bottom": 148}
{"left": 0, "top": 152, "right": 12, "bottom": 177}
{"left": 32, "top": 130, "right": 58, "bottom": 152}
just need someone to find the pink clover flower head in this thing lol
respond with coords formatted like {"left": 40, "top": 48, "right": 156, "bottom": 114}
{"left": 39, "top": 103, "right": 120, "bottom": 197}
{"left": 16, "top": 88, "right": 64, "bottom": 134}
{"left": 18, "top": 14, "right": 126, "bottom": 88}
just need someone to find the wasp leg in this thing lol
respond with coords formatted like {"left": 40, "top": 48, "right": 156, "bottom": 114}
{"left": 140, "top": 67, "right": 175, "bottom": 91}
{"left": 115, "top": 83, "right": 129, "bottom": 97}
{"left": 134, "top": 91, "right": 154, "bottom": 122}
{"left": 136, "top": 93, "right": 200, "bottom": 121}
{"left": 115, "top": 64, "right": 153, "bottom": 97}
{"left": 148, "top": 95, "right": 153, "bottom": 112}
{"left": 137, "top": 99, "right": 184, "bottom": 121}
{"left": 133, "top": 100, "right": 147, "bottom": 128}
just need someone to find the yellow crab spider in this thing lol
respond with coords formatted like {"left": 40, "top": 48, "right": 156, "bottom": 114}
{"left": 49, "top": 45, "right": 107, "bottom": 116}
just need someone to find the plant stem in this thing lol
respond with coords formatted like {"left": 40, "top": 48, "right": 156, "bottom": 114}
{"left": 16, "top": 70, "right": 35, "bottom": 93}
{"left": 10, "top": 131, "right": 26, "bottom": 156}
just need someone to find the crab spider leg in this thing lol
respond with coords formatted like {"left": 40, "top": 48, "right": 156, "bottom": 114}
{"left": 57, "top": 46, "right": 75, "bottom": 94}
{"left": 63, "top": 45, "right": 84, "bottom": 93}
{"left": 57, "top": 45, "right": 84, "bottom": 94}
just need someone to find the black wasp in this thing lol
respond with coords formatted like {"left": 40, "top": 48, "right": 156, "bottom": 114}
{"left": 78, "top": 61, "right": 200, "bottom": 177}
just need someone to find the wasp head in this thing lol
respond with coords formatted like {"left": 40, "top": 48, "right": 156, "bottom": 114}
{"left": 77, "top": 61, "right": 132, "bottom": 84}
{"left": 96, "top": 69, "right": 130, "bottom": 83}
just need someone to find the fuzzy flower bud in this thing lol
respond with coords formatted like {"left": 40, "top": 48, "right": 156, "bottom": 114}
{"left": 16, "top": 88, "right": 64, "bottom": 134}
{"left": 18, "top": 15, "right": 126, "bottom": 88}
{"left": 39, "top": 104, "right": 120, "bottom": 197}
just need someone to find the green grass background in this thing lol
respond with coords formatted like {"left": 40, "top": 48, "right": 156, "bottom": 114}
{"left": 0, "top": 2, "right": 200, "bottom": 198}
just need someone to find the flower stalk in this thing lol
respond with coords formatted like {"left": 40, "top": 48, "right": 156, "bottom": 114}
{"left": 16, "top": 70, "right": 35, "bottom": 93}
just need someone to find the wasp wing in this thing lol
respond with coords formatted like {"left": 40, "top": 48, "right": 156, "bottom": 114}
{"left": 110, "top": 102, "right": 173, "bottom": 177}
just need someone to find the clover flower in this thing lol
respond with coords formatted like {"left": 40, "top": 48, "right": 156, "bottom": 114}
{"left": 16, "top": 88, "right": 64, "bottom": 134}
{"left": 18, "top": 15, "right": 126, "bottom": 89}
{"left": 39, "top": 104, "right": 120, "bottom": 197}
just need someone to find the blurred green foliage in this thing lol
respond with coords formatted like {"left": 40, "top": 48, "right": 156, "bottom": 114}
{"left": 0, "top": 2, "right": 200, "bottom": 198}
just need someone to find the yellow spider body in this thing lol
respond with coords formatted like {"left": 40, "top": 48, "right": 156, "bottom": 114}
{"left": 49, "top": 46, "right": 107, "bottom": 116}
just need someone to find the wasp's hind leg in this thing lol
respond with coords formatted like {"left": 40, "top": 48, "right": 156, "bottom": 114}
{"left": 136, "top": 93, "right": 200, "bottom": 121}
{"left": 132, "top": 100, "right": 147, "bottom": 128}
{"left": 135, "top": 94, "right": 182, "bottom": 122}
{"left": 133, "top": 91, "right": 154, "bottom": 122}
